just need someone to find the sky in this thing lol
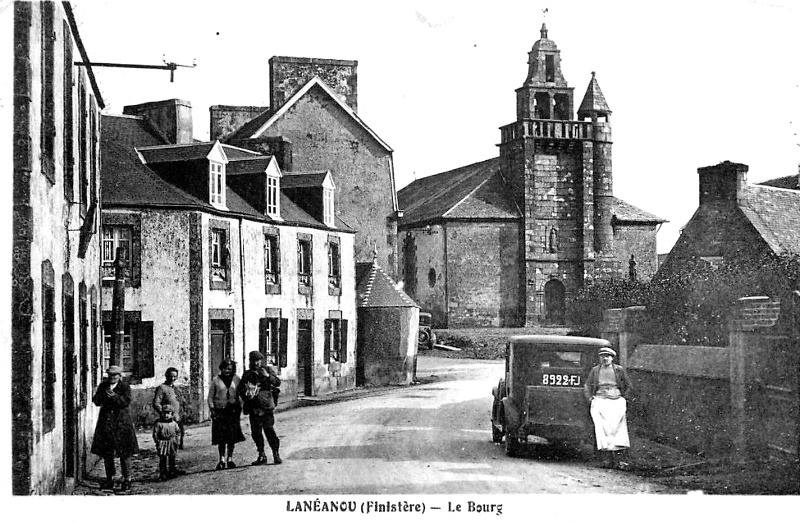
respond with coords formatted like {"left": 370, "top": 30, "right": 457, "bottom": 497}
{"left": 68, "top": 0, "right": 800, "bottom": 254}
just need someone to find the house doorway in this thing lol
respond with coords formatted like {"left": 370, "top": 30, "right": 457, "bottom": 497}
{"left": 544, "top": 279, "right": 565, "bottom": 325}
{"left": 297, "top": 319, "right": 313, "bottom": 396}
{"left": 210, "top": 319, "right": 232, "bottom": 379}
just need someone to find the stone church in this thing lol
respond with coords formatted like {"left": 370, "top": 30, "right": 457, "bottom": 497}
{"left": 398, "top": 25, "right": 664, "bottom": 328}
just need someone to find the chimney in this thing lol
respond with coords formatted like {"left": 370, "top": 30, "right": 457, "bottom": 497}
{"left": 209, "top": 104, "right": 268, "bottom": 141}
{"left": 123, "top": 99, "right": 193, "bottom": 144}
{"left": 269, "top": 56, "right": 358, "bottom": 113}
{"left": 698, "top": 161, "right": 748, "bottom": 205}
{"left": 228, "top": 136, "right": 293, "bottom": 172}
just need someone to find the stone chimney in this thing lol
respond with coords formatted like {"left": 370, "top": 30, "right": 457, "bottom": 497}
{"left": 123, "top": 99, "right": 193, "bottom": 144}
{"left": 209, "top": 105, "right": 268, "bottom": 141}
{"left": 269, "top": 56, "right": 358, "bottom": 112}
{"left": 698, "top": 161, "right": 748, "bottom": 205}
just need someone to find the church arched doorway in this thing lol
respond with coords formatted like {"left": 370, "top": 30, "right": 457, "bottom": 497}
{"left": 544, "top": 279, "right": 565, "bottom": 324}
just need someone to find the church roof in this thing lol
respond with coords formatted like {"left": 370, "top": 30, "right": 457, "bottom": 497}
{"left": 578, "top": 72, "right": 611, "bottom": 117}
{"left": 398, "top": 157, "right": 521, "bottom": 227}
{"left": 356, "top": 260, "right": 418, "bottom": 308}
{"left": 612, "top": 197, "right": 666, "bottom": 224}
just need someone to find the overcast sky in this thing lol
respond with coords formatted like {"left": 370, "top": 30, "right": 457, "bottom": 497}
{"left": 70, "top": 0, "right": 800, "bottom": 254}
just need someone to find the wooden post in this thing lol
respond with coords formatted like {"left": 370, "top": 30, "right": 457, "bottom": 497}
{"left": 110, "top": 247, "right": 126, "bottom": 367}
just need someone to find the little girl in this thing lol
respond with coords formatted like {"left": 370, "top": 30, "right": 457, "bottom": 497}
{"left": 152, "top": 404, "right": 181, "bottom": 481}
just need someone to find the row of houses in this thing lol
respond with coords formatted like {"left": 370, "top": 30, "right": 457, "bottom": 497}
{"left": 7, "top": 1, "right": 415, "bottom": 495}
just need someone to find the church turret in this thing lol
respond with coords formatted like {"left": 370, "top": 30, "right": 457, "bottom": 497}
{"left": 516, "top": 24, "right": 574, "bottom": 121}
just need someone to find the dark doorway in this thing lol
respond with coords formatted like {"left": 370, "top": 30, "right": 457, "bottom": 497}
{"left": 297, "top": 319, "right": 313, "bottom": 396}
{"left": 210, "top": 319, "right": 232, "bottom": 380}
{"left": 356, "top": 314, "right": 366, "bottom": 386}
{"left": 544, "top": 279, "right": 565, "bottom": 325}
{"left": 62, "top": 276, "right": 77, "bottom": 479}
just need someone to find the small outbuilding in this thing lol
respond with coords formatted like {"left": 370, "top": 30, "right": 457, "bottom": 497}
{"left": 356, "top": 258, "right": 419, "bottom": 386}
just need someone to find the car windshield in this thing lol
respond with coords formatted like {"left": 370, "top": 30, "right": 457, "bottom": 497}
{"left": 536, "top": 351, "right": 582, "bottom": 369}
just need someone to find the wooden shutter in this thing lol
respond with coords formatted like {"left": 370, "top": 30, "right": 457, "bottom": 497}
{"left": 278, "top": 318, "right": 288, "bottom": 368}
{"left": 259, "top": 318, "right": 268, "bottom": 357}
{"left": 340, "top": 319, "right": 348, "bottom": 363}
{"left": 323, "top": 319, "right": 331, "bottom": 364}
{"left": 136, "top": 321, "right": 155, "bottom": 379}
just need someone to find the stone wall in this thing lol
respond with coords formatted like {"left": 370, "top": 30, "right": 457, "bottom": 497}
{"left": 209, "top": 104, "right": 268, "bottom": 141}
{"left": 613, "top": 223, "right": 660, "bottom": 281}
{"left": 399, "top": 226, "right": 447, "bottom": 327}
{"left": 269, "top": 56, "right": 358, "bottom": 112}
{"left": 445, "top": 222, "right": 521, "bottom": 327}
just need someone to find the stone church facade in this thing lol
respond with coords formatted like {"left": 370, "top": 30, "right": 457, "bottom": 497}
{"left": 398, "top": 26, "right": 664, "bottom": 328}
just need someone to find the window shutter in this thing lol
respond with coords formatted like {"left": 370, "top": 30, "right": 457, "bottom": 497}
{"left": 137, "top": 321, "right": 155, "bottom": 379}
{"left": 340, "top": 319, "right": 348, "bottom": 363}
{"left": 278, "top": 318, "right": 288, "bottom": 368}
{"left": 259, "top": 318, "right": 268, "bottom": 357}
{"left": 275, "top": 237, "right": 281, "bottom": 276}
{"left": 323, "top": 319, "right": 331, "bottom": 364}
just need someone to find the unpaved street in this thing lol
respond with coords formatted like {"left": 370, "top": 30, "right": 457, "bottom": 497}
{"left": 84, "top": 355, "right": 676, "bottom": 495}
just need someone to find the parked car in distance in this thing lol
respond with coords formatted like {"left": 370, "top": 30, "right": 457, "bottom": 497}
{"left": 491, "top": 334, "right": 611, "bottom": 456}
{"left": 418, "top": 312, "right": 437, "bottom": 350}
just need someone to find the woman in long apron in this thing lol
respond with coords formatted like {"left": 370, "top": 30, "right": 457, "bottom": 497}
{"left": 584, "top": 347, "right": 633, "bottom": 469}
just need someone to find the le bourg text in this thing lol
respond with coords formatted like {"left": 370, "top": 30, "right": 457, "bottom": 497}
{"left": 286, "top": 499, "right": 503, "bottom": 516}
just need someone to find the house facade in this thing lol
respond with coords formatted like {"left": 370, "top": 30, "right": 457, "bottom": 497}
{"left": 211, "top": 56, "right": 402, "bottom": 278}
{"left": 9, "top": 1, "right": 104, "bottom": 494}
{"left": 397, "top": 26, "right": 664, "bottom": 328}
{"left": 101, "top": 107, "right": 357, "bottom": 424}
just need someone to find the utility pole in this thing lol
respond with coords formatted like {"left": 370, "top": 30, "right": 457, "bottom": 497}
{"left": 110, "top": 247, "right": 126, "bottom": 367}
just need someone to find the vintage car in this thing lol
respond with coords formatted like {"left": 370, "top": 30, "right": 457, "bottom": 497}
{"left": 491, "top": 334, "right": 611, "bottom": 456}
{"left": 417, "top": 312, "right": 437, "bottom": 350}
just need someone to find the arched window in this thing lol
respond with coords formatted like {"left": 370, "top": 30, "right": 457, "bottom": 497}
{"left": 544, "top": 279, "right": 565, "bottom": 324}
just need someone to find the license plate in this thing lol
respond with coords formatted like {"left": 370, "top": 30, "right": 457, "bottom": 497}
{"left": 541, "top": 373, "right": 581, "bottom": 387}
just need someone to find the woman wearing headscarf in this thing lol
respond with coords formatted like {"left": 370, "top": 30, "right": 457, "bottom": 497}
{"left": 207, "top": 358, "right": 245, "bottom": 470}
{"left": 584, "top": 347, "right": 633, "bottom": 469}
{"left": 91, "top": 365, "right": 140, "bottom": 492}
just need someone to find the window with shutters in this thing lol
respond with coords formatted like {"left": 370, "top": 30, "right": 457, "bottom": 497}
{"left": 101, "top": 214, "right": 142, "bottom": 287}
{"left": 40, "top": 0, "right": 56, "bottom": 184}
{"left": 63, "top": 20, "right": 74, "bottom": 201}
{"left": 79, "top": 283, "right": 88, "bottom": 409}
{"left": 209, "top": 220, "right": 232, "bottom": 291}
{"left": 101, "top": 312, "right": 154, "bottom": 384}
{"left": 42, "top": 261, "right": 56, "bottom": 434}
{"left": 328, "top": 236, "right": 341, "bottom": 295}
{"left": 323, "top": 318, "right": 348, "bottom": 364}
{"left": 264, "top": 231, "right": 281, "bottom": 293}
{"left": 298, "top": 236, "right": 312, "bottom": 292}
{"left": 101, "top": 225, "right": 131, "bottom": 281}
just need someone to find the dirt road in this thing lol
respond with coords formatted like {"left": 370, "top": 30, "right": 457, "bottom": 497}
{"left": 81, "top": 355, "right": 676, "bottom": 495}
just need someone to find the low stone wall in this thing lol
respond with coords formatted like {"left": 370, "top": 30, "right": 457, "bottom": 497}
{"left": 627, "top": 344, "right": 732, "bottom": 457}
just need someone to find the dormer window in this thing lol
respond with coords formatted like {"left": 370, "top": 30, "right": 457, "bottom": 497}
{"left": 267, "top": 175, "right": 279, "bottom": 216}
{"left": 323, "top": 188, "right": 334, "bottom": 227}
{"left": 210, "top": 161, "right": 225, "bottom": 208}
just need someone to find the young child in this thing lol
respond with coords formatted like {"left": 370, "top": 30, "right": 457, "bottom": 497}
{"left": 152, "top": 404, "right": 181, "bottom": 481}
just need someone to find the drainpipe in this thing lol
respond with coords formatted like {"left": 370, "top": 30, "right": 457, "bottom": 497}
{"left": 238, "top": 218, "right": 246, "bottom": 366}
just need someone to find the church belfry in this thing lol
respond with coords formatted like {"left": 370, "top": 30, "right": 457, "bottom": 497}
{"left": 499, "top": 25, "right": 620, "bottom": 326}
{"left": 516, "top": 24, "right": 574, "bottom": 122}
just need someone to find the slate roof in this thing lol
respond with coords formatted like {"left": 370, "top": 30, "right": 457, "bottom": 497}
{"left": 398, "top": 157, "right": 520, "bottom": 227}
{"left": 226, "top": 157, "right": 273, "bottom": 175}
{"left": 578, "top": 72, "right": 611, "bottom": 117}
{"left": 398, "top": 156, "right": 663, "bottom": 227}
{"left": 138, "top": 142, "right": 217, "bottom": 164}
{"left": 758, "top": 174, "right": 800, "bottom": 190}
{"left": 221, "top": 144, "right": 262, "bottom": 161}
{"left": 739, "top": 184, "right": 800, "bottom": 254}
{"left": 281, "top": 171, "right": 328, "bottom": 189}
{"left": 102, "top": 114, "right": 169, "bottom": 148}
{"left": 612, "top": 198, "right": 666, "bottom": 224}
{"left": 356, "top": 261, "right": 418, "bottom": 308}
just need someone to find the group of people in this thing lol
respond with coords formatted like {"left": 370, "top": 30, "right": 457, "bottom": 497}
{"left": 90, "top": 350, "right": 283, "bottom": 491}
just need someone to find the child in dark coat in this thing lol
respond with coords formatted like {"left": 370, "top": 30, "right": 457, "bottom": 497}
{"left": 152, "top": 404, "right": 183, "bottom": 481}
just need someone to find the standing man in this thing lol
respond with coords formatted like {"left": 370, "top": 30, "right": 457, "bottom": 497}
{"left": 238, "top": 351, "right": 282, "bottom": 465}
{"left": 153, "top": 367, "right": 186, "bottom": 475}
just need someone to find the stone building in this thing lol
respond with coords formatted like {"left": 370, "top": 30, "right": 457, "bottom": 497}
{"left": 397, "top": 26, "right": 664, "bottom": 328}
{"left": 658, "top": 161, "right": 800, "bottom": 277}
{"left": 101, "top": 103, "right": 357, "bottom": 424}
{"left": 211, "top": 56, "right": 402, "bottom": 278}
{"left": 8, "top": 1, "right": 104, "bottom": 494}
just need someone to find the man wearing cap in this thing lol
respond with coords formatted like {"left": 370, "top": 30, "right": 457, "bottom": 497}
{"left": 583, "top": 347, "right": 633, "bottom": 469}
{"left": 238, "top": 350, "right": 283, "bottom": 465}
{"left": 91, "top": 365, "right": 140, "bottom": 492}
